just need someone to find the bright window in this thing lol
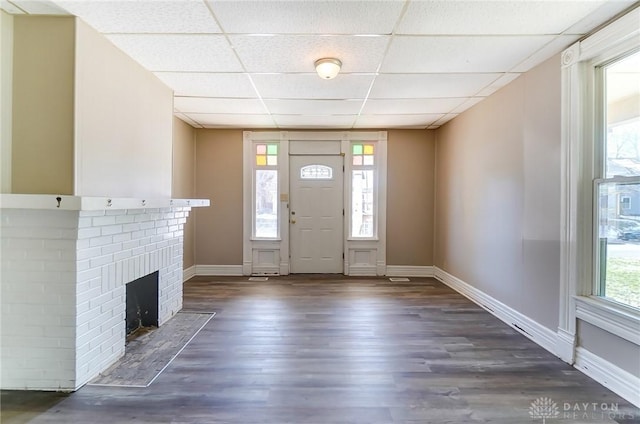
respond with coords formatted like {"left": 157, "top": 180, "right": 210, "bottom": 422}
{"left": 254, "top": 143, "right": 278, "bottom": 238}
{"left": 351, "top": 143, "right": 376, "bottom": 238}
{"left": 595, "top": 51, "right": 640, "bottom": 309}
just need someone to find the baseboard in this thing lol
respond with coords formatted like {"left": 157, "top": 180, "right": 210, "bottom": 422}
{"left": 575, "top": 347, "right": 640, "bottom": 408}
{"left": 386, "top": 265, "right": 434, "bottom": 277}
{"left": 195, "top": 265, "right": 243, "bottom": 276}
{"left": 434, "top": 267, "right": 558, "bottom": 357}
{"left": 183, "top": 265, "right": 196, "bottom": 282}
{"left": 556, "top": 328, "right": 576, "bottom": 364}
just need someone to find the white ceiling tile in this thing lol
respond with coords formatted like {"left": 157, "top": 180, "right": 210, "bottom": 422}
{"left": 2, "top": 1, "right": 25, "bottom": 14}
{"left": 396, "top": 1, "right": 607, "bottom": 35}
{"left": 187, "top": 113, "right": 276, "bottom": 128}
{"left": 107, "top": 34, "right": 242, "bottom": 72}
{"left": 273, "top": 115, "right": 356, "bottom": 129}
{"left": 54, "top": 0, "right": 221, "bottom": 34}
{"left": 354, "top": 114, "right": 443, "bottom": 129}
{"left": 230, "top": 35, "right": 388, "bottom": 73}
{"left": 450, "top": 97, "right": 485, "bottom": 114}
{"left": 264, "top": 100, "right": 363, "bottom": 115}
{"left": 382, "top": 36, "right": 555, "bottom": 73}
{"left": 10, "top": 0, "right": 67, "bottom": 14}
{"left": 370, "top": 74, "right": 501, "bottom": 99}
{"left": 475, "top": 73, "right": 521, "bottom": 97}
{"left": 175, "top": 97, "right": 267, "bottom": 114}
{"left": 361, "top": 98, "right": 466, "bottom": 115}
{"left": 154, "top": 72, "right": 257, "bottom": 98}
{"left": 252, "top": 74, "right": 374, "bottom": 100}
{"left": 511, "top": 35, "right": 582, "bottom": 72}
{"left": 207, "top": 0, "right": 405, "bottom": 34}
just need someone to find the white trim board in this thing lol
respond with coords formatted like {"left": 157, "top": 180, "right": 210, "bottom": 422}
{"left": 433, "top": 267, "right": 558, "bottom": 357}
{"left": 575, "top": 347, "right": 640, "bottom": 408}
{"left": 386, "top": 266, "right": 434, "bottom": 277}
{"left": 195, "top": 265, "right": 243, "bottom": 276}
{"left": 183, "top": 265, "right": 196, "bottom": 282}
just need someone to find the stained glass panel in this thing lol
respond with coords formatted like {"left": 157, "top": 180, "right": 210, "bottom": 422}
{"left": 255, "top": 143, "right": 278, "bottom": 167}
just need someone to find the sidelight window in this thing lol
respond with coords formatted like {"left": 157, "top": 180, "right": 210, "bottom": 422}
{"left": 351, "top": 143, "right": 376, "bottom": 238}
{"left": 254, "top": 143, "right": 279, "bottom": 238}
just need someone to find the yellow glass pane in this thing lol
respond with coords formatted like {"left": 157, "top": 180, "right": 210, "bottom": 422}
{"left": 256, "top": 155, "right": 267, "bottom": 166}
{"left": 364, "top": 145, "right": 374, "bottom": 155}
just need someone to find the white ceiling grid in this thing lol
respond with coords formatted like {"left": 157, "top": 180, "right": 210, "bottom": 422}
{"left": 3, "top": 0, "right": 637, "bottom": 129}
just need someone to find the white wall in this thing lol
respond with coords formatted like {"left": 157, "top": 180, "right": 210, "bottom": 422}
{"left": 74, "top": 19, "right": 173, "bottom": 198}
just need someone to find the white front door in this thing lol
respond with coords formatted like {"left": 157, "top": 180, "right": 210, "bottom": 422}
{"left": 289, "top": 155, "right": 343, "bottom": 273}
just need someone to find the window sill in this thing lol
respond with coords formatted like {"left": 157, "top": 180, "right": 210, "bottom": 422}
{"left": 575, "top": 295, "right": 640, "bottom": 345}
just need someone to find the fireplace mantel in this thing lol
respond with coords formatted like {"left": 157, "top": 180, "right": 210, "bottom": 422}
{"left": 0, "top": 194, "right": 209, "bottom": 211}
{"left": 0, "top": 194, "right": 208, "bottom": 391}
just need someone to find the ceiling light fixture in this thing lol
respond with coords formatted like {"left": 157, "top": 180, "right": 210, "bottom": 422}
{"left": 314, "top": 58, "right": 342, "bottom": 80}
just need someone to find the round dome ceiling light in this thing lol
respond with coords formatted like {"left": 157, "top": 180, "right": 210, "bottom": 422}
{"left": 314, "top": 58, "right": 342, "bottom": 80}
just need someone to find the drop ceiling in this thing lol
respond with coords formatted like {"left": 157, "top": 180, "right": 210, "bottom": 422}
{"left": 2, "top": 0, "right": 637, "bottom": 129}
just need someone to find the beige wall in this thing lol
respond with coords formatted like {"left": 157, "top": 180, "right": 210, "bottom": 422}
{"left": 11, "top": 16, "right": 75, "bottom": 194}
{"left": 192, "top": 129, "right": 435, "bottom": 266}
{"left": 1, "top": 11, "right": 13, "bottom": 193}
{"left": 9, "top": 16, "right": 173, "bottom": 197}
{"left": 172, "top": 117, "right": 196, "bottom": 269}
{"left": 387, "top": 129, "right": 435, "bottom": 266}
{"left": 74, "top": 19, "right": 173, "bottom": 198}
{"left": 434, "top": 54, "right": 640, "bottom": 378}
{"left": 194, "top": 129, "right": 244, "bottom": 265}
{"left": 578, "top": 321, "right": 640, "bottom": 376}
{"left": 434, "top": 54, "right": 561, "bottom": 330}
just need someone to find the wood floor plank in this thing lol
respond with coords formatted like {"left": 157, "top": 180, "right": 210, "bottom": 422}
{"left": 1, "top": 276, "right": 639, "bottom": 423}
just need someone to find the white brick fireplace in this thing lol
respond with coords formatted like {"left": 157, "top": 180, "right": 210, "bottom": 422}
{"left": 0, "top": 195, "right": 208, "bottom": 391}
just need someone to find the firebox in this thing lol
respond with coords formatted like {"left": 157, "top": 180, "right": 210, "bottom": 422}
{"left": 125, "top": 271, "right": 159, "bottom": 335}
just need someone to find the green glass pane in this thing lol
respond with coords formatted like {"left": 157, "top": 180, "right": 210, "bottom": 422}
{"left": 267, "top": 144, "right": 278, "bottom": 155}
{"left": 352, "top": 144, "right": 363, "bottom": 155}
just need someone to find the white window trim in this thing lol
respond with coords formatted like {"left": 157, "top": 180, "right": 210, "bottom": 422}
{"left": 243, "top": 131, "right": 387, "bottom": 276}
{"left": 559, "top": 6, "right": 640, "bottom": 363}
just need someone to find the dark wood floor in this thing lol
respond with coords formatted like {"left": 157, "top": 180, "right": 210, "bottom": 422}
{"left": 2, "top": 276, "right": 639, "bottom": 423}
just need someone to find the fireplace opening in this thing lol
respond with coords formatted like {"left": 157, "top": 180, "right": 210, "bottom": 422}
{"left": 125, "top": 271, "right": 159, "bottom": 338}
